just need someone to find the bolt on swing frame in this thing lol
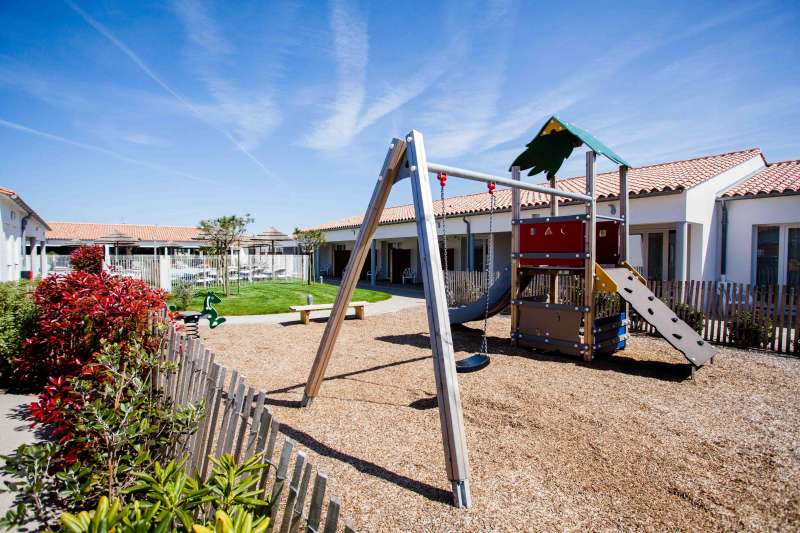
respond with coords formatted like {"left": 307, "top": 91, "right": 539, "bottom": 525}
{"left": 301, "top": 130, "right": 597, "bottom": 508}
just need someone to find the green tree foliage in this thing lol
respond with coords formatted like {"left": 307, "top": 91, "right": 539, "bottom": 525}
{"left": 197, "top": 215, "right": 254, "bottom": 296}
{"left": 294, "top": 228, "right": 326, "bottom": 284}
{"left": 0, "top": 282, "right": 37, "bottom": 386}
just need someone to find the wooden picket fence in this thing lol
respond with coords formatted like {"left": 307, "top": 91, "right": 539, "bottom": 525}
{"left": 632, "top": 280, "right": 799, "bottom": 355}
{"left": 159, "top": 326, "right": 356, "bottom": 532}
{"left": 445, "top": 270, "right": 501, "bottom": 306}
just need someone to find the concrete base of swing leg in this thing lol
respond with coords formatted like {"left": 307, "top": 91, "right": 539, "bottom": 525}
{"left": 455, "top": 354, "right": 491, "bottom": 373}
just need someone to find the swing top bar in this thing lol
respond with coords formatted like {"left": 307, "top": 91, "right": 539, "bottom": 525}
{"left": 426, "top": 161, "right": 593, "bottom": 203}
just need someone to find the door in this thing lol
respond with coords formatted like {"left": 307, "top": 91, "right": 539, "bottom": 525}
{"left": 333, "top": 250, "right": 351, "bottom": 277}
{"left": 646, "top": 233, "right": 664, "bottom": 281}
{"left": 391, "top": 249, "right": 411, "bottom": 283}
{"left": 360, "top": 249, "right": 372, "bottom": 280}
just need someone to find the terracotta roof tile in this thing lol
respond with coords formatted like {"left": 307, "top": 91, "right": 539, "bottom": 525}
{"left": 47, "top": 222, "right": 202, "bottom": 243}
{"left": 721, "top": 160, "right": 800, "bottom": 198}
{"left": 311, "top": 148, "right": 764, "bottom": 231}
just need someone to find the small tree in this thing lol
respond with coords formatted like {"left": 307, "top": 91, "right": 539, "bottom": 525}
{"left": 197, "top": 215, "right": 254, "bottom": 296}
{"left": 294, "top": 228, "right": 326, "bottom": 284}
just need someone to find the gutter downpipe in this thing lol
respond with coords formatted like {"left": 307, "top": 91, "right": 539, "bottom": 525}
{"left": 719, "top": 199, "right": 728, "bottom": 280}
{"left": 463, "top": 218, "right": 473, "bottom": 272}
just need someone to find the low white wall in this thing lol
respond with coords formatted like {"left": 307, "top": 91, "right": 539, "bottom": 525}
{"left": 724, "top": 195, "right": 800, "bottom": 284}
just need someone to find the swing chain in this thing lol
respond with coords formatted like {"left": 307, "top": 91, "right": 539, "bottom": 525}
{"left": 481, "top": 182, "right": 496, "bottom": 355}
{"left": 438, "top": 172, "right": 452, "bottom": 304}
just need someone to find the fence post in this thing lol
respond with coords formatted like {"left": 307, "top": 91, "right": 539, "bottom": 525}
{"left": 159, "top": 256, "right": 172, "bottom": 292}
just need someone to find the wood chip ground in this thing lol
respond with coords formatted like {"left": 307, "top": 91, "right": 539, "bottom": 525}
{"left": 202, "top": 308, "right": 800, "bottom": 532}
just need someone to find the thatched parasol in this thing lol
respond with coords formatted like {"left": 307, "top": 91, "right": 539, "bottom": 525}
{"left": 96, "top": 229, "right": 139, "bottom": 260}
{"left": 250, "top": 227, "right": 292, "bottom": 274}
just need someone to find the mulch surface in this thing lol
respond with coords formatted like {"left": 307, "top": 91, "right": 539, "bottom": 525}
{"left": 202, "top": 308, "right": 800, "bottom": 532}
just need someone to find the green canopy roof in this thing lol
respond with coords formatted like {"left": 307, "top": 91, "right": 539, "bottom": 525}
{"left": 510, "top": 115, "right": 630, "bottom": 178}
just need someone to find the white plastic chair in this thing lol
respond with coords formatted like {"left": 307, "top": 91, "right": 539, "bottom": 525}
{"left": 401, "top": 267, "right": 416, "bottom": 285}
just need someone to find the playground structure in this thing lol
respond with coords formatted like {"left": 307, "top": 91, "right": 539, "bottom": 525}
{"left": 301, "top": 118, "right": 717, "bottom": 508}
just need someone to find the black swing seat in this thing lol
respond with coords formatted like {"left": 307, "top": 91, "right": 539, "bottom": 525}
{"left": 455, "top": 353, "right": 491, "bottom": 373}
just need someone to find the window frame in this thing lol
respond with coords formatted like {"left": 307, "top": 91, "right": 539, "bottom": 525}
{"left": 751, "top": 223, "right": 800, "bottom": 286}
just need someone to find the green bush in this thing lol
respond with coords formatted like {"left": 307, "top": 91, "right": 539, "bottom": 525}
{"left": 54, "top": 455, "right": 273, "bottom": 533}
{"left": 729, "top": 310, "right": 775, "bottom": 349}
{"left": 171, "top": 280, "right": 194, "bottom": 311}
{"left": 0, "top": 342, "right": 203, "bottom": 530}
{"left": 673, "top": 303, "right": 705, "bottom": 334}
{"left": 0, "top": 282, "right": 37, "bottom": 386}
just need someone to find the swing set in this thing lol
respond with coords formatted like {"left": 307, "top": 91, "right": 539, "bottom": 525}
{"left": 301, "top": 117, "right": 716, "bottom": 508}
{"left": 438, "top": 171, "right": 495, "bottom": 372}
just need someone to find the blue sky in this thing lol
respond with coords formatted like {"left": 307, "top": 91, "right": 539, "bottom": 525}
{"left": 1, "top": 0, "right": 798, "bottom": 233}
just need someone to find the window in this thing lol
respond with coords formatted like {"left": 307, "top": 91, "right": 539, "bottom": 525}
{"left": 755, "top": 226, "right": 779, "bottom": 285}
{"left": 788, "top": 228, "right": 800, "bottom": 288}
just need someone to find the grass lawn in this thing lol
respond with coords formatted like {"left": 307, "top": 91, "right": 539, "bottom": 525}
{"left": 176, "top": 281, "right": 391, "bottom": 316}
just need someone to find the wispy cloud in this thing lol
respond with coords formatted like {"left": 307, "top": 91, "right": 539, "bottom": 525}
{"left": 303, "top": 0, "right": 368, "bottom": 151}
{"left": 171, "top": 0, "right": 280, "bottom": 151}
{"left": 0, "top": 117, "right": 210, "bottom": 183}
{"left": 64, "top": 0, "right": 279, "bottom": 180}
{"left": 414, "top": 0, "right": 514, "bottom": 159}
{"left": 121, "top": 132, "right": 169, "bottom": 147}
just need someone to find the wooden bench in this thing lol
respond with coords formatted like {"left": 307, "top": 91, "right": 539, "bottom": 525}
{"left": 289, "top": 301, "right": 368, "bottom": 325}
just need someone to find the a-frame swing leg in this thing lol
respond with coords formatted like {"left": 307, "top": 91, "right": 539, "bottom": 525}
{"left": 301, "top": 132, "right": 472, "bottom": 508}
{"left": 303, "top": 139, "right": 407, "bottom": 403}
{"left": 406, "top": 130, "right": 471, "bottom": 508}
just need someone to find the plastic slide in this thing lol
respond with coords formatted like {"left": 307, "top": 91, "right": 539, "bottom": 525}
{"left": 448, "top": 266, "right": 513, "bottom": 325}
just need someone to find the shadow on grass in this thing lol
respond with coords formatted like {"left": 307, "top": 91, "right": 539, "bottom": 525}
{"left": 279, "top": 424, "right": 452, "bottom": 505}
{"left": 375, "top": 327, "right": 691, "bottom": 382}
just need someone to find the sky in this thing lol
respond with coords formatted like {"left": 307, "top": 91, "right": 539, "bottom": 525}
{"left": 1, "top": 0, "right": 799, "bottom": 234}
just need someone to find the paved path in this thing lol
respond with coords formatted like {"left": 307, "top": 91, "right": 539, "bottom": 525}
{"left": 215, "top": 284, "right": 426, "bottom": 326}
{"left": 0, "top": 393, "right": 37, "bottom": 516}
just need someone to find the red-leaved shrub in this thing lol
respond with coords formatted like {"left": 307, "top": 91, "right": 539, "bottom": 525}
{"left": 69, "top": 245, "right": 105, "bottom": 274}
{"left": 17, "top": 270, "right": 166, "bottom": 386}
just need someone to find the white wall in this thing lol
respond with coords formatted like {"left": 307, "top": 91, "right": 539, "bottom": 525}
{"left": 723, "top": 194, "right": 800, "bottom": 284}
{"left": 0, "top": 196, "right": 47, "bottom": 281}
{"left": 684, "top": 155, "right": 765, "bottom": 280}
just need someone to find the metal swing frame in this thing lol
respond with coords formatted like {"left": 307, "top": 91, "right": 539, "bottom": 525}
{"left": 301, "top": 130, "right": 596, "bottom": 508}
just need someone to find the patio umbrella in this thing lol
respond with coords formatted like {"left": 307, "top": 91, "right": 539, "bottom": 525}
{"left": 96, "top": 229, "right": 139, "bottom": 260}
{"left": 250, "top": 227, "right": 291, "bottom": 276}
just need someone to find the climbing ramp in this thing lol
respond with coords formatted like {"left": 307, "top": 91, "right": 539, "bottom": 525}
{"left": 603, "top": 267, "right": 716, "bottom": 367}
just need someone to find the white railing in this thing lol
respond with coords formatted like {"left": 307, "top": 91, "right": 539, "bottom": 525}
{"left": 44, "top": 254, "right": 309, "bottom": 291}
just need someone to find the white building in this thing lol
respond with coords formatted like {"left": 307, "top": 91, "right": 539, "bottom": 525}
{"left": 310, "top": 149, "right": 800, "bottom": 287}
{"left": 0, "top": 187, "right": 49, "bottom": 281}
{"left": 718, "top": 160, "right": 800, "bottom": 286}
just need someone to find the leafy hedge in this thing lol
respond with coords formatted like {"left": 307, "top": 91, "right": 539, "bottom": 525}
{"left": 17, "top": 267, "right": 166, "bottom": 386}
{"left": 729, "top": 310, "right": 775, "bottom": 349}
{"left": 69, "top": 245, "right": 105, "bottom": 274}
{"left": 56, "top": 455, "right": 274, "bottom": 533}
{"left": 0, "top": 282, "right": 37, "bottom": 386}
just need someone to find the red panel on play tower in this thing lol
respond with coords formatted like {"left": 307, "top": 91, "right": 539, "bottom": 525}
{"left": 517, "top": 219, "right": 620, "bottom": 268}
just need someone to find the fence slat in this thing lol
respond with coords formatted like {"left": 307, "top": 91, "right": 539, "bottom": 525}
{"left": 279, "top": 452, "right": 308, "bottom": 533}
{"left": 191, "top": 362, "right": 221, "bottom": 475}
{"left": 234, "top": 387, "right": 256, "bottom": 461}
{"left": 221, "top": 378, "right": 247, "bottom": 456}
{"left": 215, "top": 369, "right": 239, "bottom": 456}
{"left": 268, "top": 438, "right": 294, "bottom": 531}
{"left": 201, "top": 366, "right": 228, "bottom": 478}
{"left": 246, "top": 392, "right": 267, "bottom": 457}
{"left": 305, "top": 472, "right": 328, "bottom": 533}
{"left": 289, "top": 462, "right": 313, "bottom": 533}
{"left": 322, "top": 497, "right": 341, "bottom": 533}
